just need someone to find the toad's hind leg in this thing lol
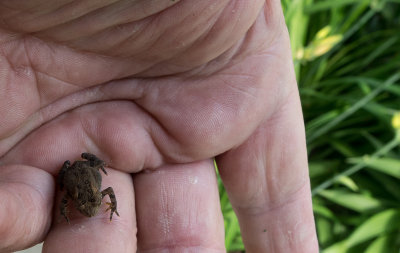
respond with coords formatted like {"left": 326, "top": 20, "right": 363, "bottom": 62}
{"left": 60, "top": 193, "right": 70, "bottom": 223}
{"left": 101, "top": 187, "right": 119, "bottom": 221}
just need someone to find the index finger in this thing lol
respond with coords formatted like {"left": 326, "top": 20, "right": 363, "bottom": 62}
{"left": 43, "top": 169, "right": 136, "bottom": 253}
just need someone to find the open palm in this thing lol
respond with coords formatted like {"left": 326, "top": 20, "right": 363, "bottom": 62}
{"left": 0, "top": 1, "right": 318, "bottom": 252}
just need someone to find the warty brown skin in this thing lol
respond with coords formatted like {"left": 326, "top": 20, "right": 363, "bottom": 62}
{"left": 58, "top": 153, "right": 119, "bottom": 223}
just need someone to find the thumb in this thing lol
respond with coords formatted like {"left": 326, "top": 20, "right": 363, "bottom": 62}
{"left": 0, "top": 165, "right": 54, "bottom": 252}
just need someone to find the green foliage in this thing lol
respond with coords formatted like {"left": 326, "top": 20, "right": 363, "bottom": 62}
{"left": 220, "top": 0, "right": 400, "bottom": 252}
{"left": 286, "top": 0, "right": 400, "bottom": 251}
{"left": 218, "top": 170, "right": 243, "bottom": 251}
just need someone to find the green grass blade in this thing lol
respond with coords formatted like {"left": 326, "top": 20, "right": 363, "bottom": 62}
{"left": 307, "top": 73, "right": 400, "bottom": 143}
{"left": 319, "top": 189, "right": 383, "bottom": 212}
{"left": 348, "top": 157, "right": 400, "bottom": 179}
{"left": 312, "top": 133, "right": 400, "bottom": 196}
{"left": 365, "top": 234, "right": 399, "bottom": 253}
{"left": 347, "top": 209, "right": 400, "bottom": 247}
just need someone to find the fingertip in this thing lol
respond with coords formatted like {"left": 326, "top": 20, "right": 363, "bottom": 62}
{"left": 44, "top": 169, "right": 136, "bottom": 252}
{"left": 0, "top": 165, "right": 54, "bottom": 252}
{"left": 133, "top": 160, "right": 226, "bottom": 252}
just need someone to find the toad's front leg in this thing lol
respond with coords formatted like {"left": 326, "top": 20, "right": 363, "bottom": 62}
{"left": 101, "top": 187, "right": 119, "bottom": 221}
{"left": 60, "top": 193, "right": 70, "bottom": 223}
{"left": 81, "top": 153, "right": 107, "bottom": 175}
{"left": 58, "top": 160, "right": 70, "bottom": 190}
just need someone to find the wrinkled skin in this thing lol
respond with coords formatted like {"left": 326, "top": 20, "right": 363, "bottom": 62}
{"left": 0, "top": 0, "right": 318, "bottom": 252}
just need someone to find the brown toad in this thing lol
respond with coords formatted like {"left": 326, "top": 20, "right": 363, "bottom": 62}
{"left": 58, "top": 153, "right": 119, "bottom": 223}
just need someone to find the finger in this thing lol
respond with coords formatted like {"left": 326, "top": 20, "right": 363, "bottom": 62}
{"left": 216, "top": 90, "right": 319, "bottom": 252}
{"left": 0, "top": 165, "right": 54, "bottom": 252}
{"left": 133, "top": 160, "right": 225, "bottom": 252}
{"left": 1, "top": 101, "right": 164, "bottom": 174}
{"left": 43, "top": 169, "right": 136, "bottom": 253}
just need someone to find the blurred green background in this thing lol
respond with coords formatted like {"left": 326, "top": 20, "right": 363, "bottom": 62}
{"left": 221, "top": 0, "right": 400, "bottom": 252}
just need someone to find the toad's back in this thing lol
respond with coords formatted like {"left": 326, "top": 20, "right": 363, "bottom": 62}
{"left": 63, "top": 161, "right": 102, "bottom": 197}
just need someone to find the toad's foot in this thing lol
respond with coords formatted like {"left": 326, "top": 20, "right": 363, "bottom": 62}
{"left": 106, "top": 202, "right": 120, "bottom": 221}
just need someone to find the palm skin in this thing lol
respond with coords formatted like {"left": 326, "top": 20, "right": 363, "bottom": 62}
{"left": 0, "top": 0, "right": 318, "bottom": 252}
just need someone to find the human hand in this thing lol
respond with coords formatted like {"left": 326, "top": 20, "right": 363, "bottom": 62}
{"left": 0, "top": 0, "right": 318, "bottom": 252}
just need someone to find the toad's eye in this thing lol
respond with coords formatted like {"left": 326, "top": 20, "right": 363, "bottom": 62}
{"left": 90, "top": 198, "right": 96, "bottom": 202}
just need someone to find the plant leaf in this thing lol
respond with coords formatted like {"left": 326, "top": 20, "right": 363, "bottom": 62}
{"left": 347, "top": 209, "right": 400, "bottom": 247}
{"left": 319, "top": 189, "right": 383, "bottom": 212}
{"left": 349, "top": 156, "right": 400, "bottom": 179}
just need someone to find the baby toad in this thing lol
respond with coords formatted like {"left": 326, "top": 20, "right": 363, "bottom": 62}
{"left": 58, "top": 153, "right": 119, "bottom": 223}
